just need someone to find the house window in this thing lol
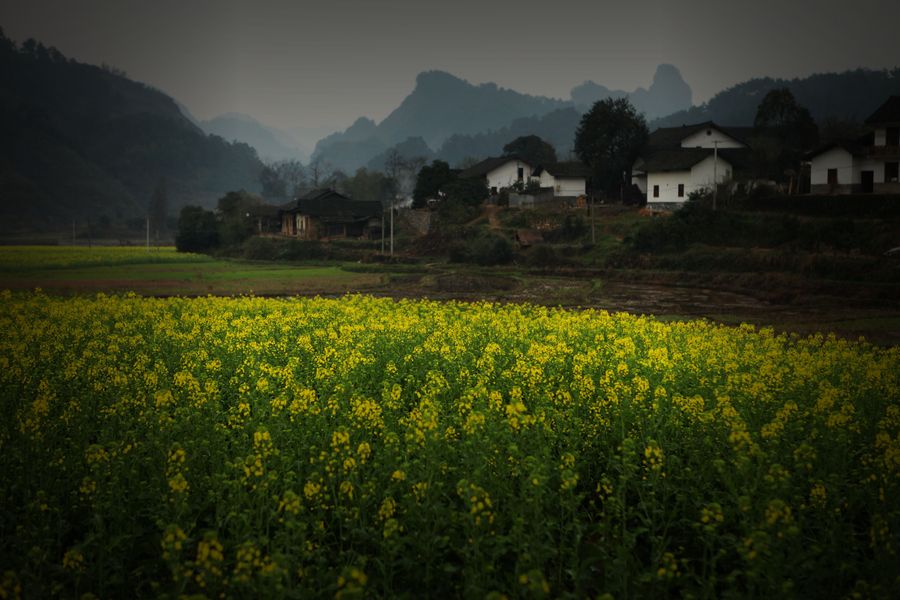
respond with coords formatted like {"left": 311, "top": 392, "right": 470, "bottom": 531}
{"left": 517, "top": 167, "right": 524, "bottom": 181}
{"left": 887, "top": 127, "right": 900, "bottom": 147}
{"left": 677, "top": 184, "right": 684, "bottom": 198}
{"left": 827, "top": 168, "right": 838, "bottom": 186}
{"left": 653, "top": 185, "right": 659, "bottom": 198}
{"left": 886, "top": 162, "right": 899, "bottom": 183}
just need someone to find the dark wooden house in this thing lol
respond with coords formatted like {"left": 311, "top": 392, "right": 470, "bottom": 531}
{"left": 280, "top": 189, "right": 383, "bottom": 240}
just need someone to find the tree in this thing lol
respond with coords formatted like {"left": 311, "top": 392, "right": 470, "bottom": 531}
{"left": 217, "top": 190, "right": 262, "bottom": 246}
{"left": 308, "top": 155, "right": 332, "bottom": 187}
{"left": 148, "top": 178, "right": 168, "bottom": 240}
{"left": 413, "top": 160, "right": 454, "bottom": 207}
{"left": 385, "top": 150, "right": 425, "bottom": 202}
{"left": 434, "top": 177, "right": 488, "bottom": 225}
{"left": 344, "top": 169, "right": 395, "bottom": 204}
{"left": 443, "top": 177, "right": 487, "bottom": 207}
{"left": 574, "top": 98, "right": 648, "bottom": 198}
{"left": 259, "top": 166, "right": 287, "bottom": 199}
{"left": 752, "top": 88, "right": 819, "bottom": 181}
{"left": 272, "top": 159, "right": 308, "bottom": 197}
{"left": 503, "top": 135, "right": 557, "bottom": 167}
{"left": 175, "top": 206, "right": 219, "bottom": 252}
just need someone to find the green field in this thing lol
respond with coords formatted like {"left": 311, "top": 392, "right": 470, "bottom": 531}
{"left": 0, "top": 246, "right": 383, "bottom": 295}
{"left": 1, "top": 245, "right": 899, "bottom": 344}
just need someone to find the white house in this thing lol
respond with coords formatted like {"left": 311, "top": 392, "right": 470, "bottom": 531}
{"left": 531, "top": 162, "right": 591, "bottom": 197}
{"left": 632, "top": 122, "right": 750, "bottom": 209}
{"left": 460, "top": 156, "right": 590, "bottom": 201}
{"left": 460, "top": 156, "right": 535, "bottom": 195}
{"left": 806, "top": 96, "right": 900, "bottom": 194}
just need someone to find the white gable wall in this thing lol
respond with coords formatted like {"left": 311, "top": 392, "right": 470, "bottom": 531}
{"left": 646, "top": 155, "right": 733, "bottom": 205}
{"left": 485, "top": 160, "right": 533, "bottom": 191}
{"left": 554, "top": 177, "right": 586, "bottom": 196}
{"left": 680, "top": 128, "right": 745, "bottom": 149}
{"left": 647, "top": 170, "right": 692, "bottom": 203}
{"left": 810, "top": 147, "right": 857, "bottom": 185}
{"left": 535, "top": 170, "right": 556, "bottom": 188}
{"left": 532, "top": 170, "right": 587, "bottom": 196}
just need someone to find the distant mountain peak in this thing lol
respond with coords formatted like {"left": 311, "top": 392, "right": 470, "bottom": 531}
{"left": 415, "top": 70, "right": 467, "bottom": 88}
{"left": 570, "top": 64, "right": 692, "bottom": 120}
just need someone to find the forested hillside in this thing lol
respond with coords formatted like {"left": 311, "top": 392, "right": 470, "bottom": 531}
{"left": 0, "top": 30, "right": 263, "bottom": 232}
{"left": 653, "top": 68, "right": 900, "bottom": 127}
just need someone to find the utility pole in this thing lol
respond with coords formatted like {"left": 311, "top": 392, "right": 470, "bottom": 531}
{"left": 72, "top": 219, "right": 76, "bottom": 246}
{"left": 146, "top": 215, "right": 150, "bottom": 252}
{"left": 590, "top": 193, "right": 596, "bottom": 244}
{"left": 381, "top": 212, "right": 385, "bottom": 254}
{"left": 390, "top": 196, "right": 395, "bottom": 257}
{"left": 713, "top": 141, "right": 719, "bottom": 211}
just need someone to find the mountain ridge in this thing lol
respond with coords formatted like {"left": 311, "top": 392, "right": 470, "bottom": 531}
{"left": 0, "top": 31, "right": 264, "bottom": 232}
{"left": 312, "top": 66, "right": 693, "bottom": 171}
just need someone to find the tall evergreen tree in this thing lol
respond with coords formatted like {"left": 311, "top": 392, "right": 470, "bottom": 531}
{"left": 574, "top": 98, "right": 648, "bottom": 198}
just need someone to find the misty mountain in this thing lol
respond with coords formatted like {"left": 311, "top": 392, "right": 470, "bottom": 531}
{"left": 366, "top": 137, "right": 434, "bottom": 172}
{"left": 378, "top": 70, "right": 568, "bottom": 147}
{"left": 200, "top": 113, "right": 310, "bottom": 162}
{"left": 0, "top": 32, "right": 264, "bottom": 232}
{"left": 312, "top": 71, "right": 569, "bottom": 172}
{"left": 571, "top": 64, "right": 693, "bottom": 122}
{"left": 653, "top": 68, "right": 900, "bottom": 128}
{"left": 286, "top": 124, "right": 339, "bottom": 161}
{"left": 436, "top": 108, "right": 583, "bottom": 167}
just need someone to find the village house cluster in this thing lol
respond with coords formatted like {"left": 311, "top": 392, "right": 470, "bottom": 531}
{"left": 272, "top": 96, "right": 900, "bottom": 240}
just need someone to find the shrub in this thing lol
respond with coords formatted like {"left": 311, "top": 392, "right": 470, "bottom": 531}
{"left": 175, "top": 206, "right": 219, "bottom": 253}
{"left": 449, "top": 233, "right": 513, "bottom": 266}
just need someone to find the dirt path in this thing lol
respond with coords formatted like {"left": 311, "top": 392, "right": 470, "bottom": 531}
{"left": 485, "top": 205, "right": 502, "bottom": 229}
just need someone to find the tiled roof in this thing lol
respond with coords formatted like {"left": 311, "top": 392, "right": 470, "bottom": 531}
{"left": 647, "top": 122, "right": 750, "bottom": 149}
{"left": 804, "top": 140, "right": 867, "bottom": 160}
{"left": 281, "top": 188, "right": 382, "bottom": 221}
{"left": 533, "top": 162, "right": 591, "bottom": 178}
{"left": 459, "top": 156, "right": 531, "bottom": 178}
{"left": 865, "top": 96, "right": 900, "bottom": 125}
{"left": 634, "top": 148, "right": 748, "bottom": 173}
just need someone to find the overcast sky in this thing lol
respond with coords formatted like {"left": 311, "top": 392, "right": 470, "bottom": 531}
{"left": 2, "top": 0, "right": 899, "bottom": 132}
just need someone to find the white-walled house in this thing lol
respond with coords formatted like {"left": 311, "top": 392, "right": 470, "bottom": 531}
{"left": 531, "top": 162, "right": 591, "bottom": 197}
{"left": 460, "top": 156, "right": 535, "bottom": 194}
{"left": 806, "top": 96, "right": 900, "bottom": 194}
{"left": 632, "top": 122, "right": 750, "bottom": 209}
{"left": 460, "top": 156, "right": 590, "bottom": 202}
{"left": 635, "top": 150, "right": 734, "bottom": 204}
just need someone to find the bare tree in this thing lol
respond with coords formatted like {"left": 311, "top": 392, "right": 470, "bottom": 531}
{"left": 272, "top": 159, "right": 308, "bottom": 197}
{"left": 308, "top": 155, "right": 333, "bottom": 188}
{"left": 383, "top": 151, "right": 427, "bottom": 256}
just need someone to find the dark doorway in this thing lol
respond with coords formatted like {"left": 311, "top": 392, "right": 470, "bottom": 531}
{"left": 861, "top": 170, "right": 874, "bottom": 193}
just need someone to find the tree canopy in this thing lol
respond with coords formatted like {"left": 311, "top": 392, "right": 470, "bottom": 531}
{"left": 413, "top": 160, "right": 454, "bottom": 207}
{"left": 175, "top": 206, "right": 218, "bottom": 253}
{"left": 752, "top": 88, "right": 819, "bottom": 180}
{"left": 343, "top": 168, "right": 395, "bottom": 204}
{"left": 503, "top": 135, "right": 557, "bottom": 167}
{"left": 574, "top": 98, "right": 648, "bottom": 198}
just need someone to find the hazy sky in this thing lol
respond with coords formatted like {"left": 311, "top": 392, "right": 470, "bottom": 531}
{"left": 2, "top": 0, "right": 899, "bottom": 132}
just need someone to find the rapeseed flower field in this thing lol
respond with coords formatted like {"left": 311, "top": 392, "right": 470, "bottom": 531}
{"left": 1, "top": 292, "right": 898, "bottom": 598}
